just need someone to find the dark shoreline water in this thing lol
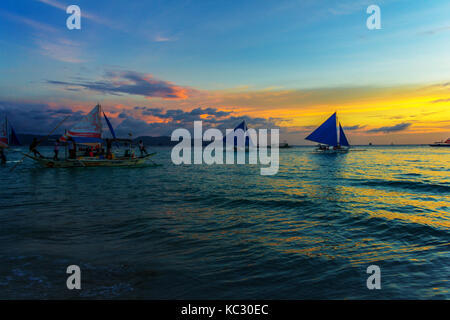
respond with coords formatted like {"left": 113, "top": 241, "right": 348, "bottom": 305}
{"left": 0, "top": 145, "right": 449, "bottom": 299}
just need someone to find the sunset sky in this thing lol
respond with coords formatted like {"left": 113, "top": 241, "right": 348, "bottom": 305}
{"left": 0, "top": 0, "right": 449, "bottom": 144}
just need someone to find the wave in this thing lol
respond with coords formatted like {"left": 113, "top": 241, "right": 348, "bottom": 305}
{"left": 355, "top": 179, "right": 450, "bottom": 193}
{"left": 347, "top": 212, "right": 450, "bottom": 240}
{"left": 219, "top": 197, "right": 315, "bottom": 209}
{"left": 180, "top": 192, "right": 314, "bottom": 210}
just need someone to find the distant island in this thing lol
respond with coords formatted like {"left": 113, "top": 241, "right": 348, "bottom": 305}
{"left": 14, "top": 134, "right": 433, "bottom": 147}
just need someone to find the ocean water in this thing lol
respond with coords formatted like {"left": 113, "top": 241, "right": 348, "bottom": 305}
{"left": 0, "top": 145, "right": 448, "bottom": 299}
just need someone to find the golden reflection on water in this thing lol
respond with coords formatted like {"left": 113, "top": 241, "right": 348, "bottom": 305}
{"left": 157, "top": 147, "right": 449, "bottom": 270}
{"left": 243, "top": 147, "right": 450, "bottom": 266}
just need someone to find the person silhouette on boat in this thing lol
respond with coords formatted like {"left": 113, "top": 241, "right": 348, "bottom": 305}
{"left": 68, "top": 137, "right": 76, "bottom": 159}
{"left": 138, "top": 139, "right": 147, "bottom": 156}
{"left": 0, "top": 147, "right": 6, "bottom": 164}
{"left": 93, "top": 144, "right": 100, "bottom": 156}
{"left": 53, "top": 139, "right": 60, "bottom": 160}
{"left": 29, "top": 138, "right": 43, "bottom": 158}
{"left": 106, "top": 138, "right": 112, "bottom": 159}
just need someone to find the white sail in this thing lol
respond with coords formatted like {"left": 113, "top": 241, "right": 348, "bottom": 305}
{"left": 61, "top": 104, "right": 103, "bottom": 145}
{"left": 0, "top": 116, "right": 8, "bottom": 148}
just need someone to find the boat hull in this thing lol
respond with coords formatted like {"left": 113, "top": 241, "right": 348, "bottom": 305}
{"left": 313, "top": 148, "right": 349, "bottom": 154}
{"left": 429, "top": 144, "right": 450, "bottom": 147}
{"left": 23, "top": 153, "right": 156, "bottom": 168}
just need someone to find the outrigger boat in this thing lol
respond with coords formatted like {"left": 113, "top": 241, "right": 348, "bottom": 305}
{"left": 24, "top": 104, "right": 155, "bottom": 168}
{"left": 305, "top": 112, "right": 350, "bottom": 153}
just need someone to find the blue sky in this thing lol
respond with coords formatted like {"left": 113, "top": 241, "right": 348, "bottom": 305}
{"left": 1, "top": 0, "right": 449, "bottom": 89}
{"left": 0, "top": 0, "right": 449, "bottom": 143}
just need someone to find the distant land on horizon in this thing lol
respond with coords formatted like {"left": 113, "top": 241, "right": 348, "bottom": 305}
{"left": 11, "top": 134, "right": 435, "bottom": 147}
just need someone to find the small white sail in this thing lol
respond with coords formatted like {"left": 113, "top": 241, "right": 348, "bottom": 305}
{"left": 0, "top": 116, "right": 8, "bottom": 148}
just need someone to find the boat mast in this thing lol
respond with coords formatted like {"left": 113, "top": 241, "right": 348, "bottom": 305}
{"left": 98, "top": 103, "right": 103, "bottom": 141}
{"left": 336, "top": 112, "right": 339, "bottom": 146}
{"left": 5, "top": 116, "right": 9, "bottom": 146}
{"left": 65, "top": 129, "right": 67, "bottom": 159}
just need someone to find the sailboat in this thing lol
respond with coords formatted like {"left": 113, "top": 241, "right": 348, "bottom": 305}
{"left": 23, "top": 104, "right": 155, "bottom": 168}
{"left": 278, "top": 140, "right": 292, "bottom": 148}
{"left": 223, "top": 120, "right": 257, "bottom": 151}
{"left": 305, "top": 112, "right": 350, "bottom": 153}
{"left": 429, "top": 138, "right": 450, "bottom": 147}
{"left": 0, "top": 115, "right": 21, "bottom": 149}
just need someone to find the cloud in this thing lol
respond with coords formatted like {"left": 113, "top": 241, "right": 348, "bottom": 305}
{"left": 139, "top": 107, "right": 232, "bottom": 121}
{"left": 343, "top": 125, "right": 366, "bottom": 130}
{"left": 328, "top": 0, "right": 375, "bottom": 15}
{"left": 0, "top": 10, "right": 58, "bottom": 33}
{"left": 36, "top": 0, "right": 66, "bottom": 11}
{"left": 0, "top": 101, "right": 84, "bottom": 134}
{"left": 114, "top": 107, "right": 279, "bottom": 137}
{"left": 430, "top": 98, "right": 450, "bottom": 103}
{"left": 36, "top": 38, "right": 86, "bottom": 63}
{"left": 0, "top": 9, "right": 86, "bottom": 63}
{"left": 47, "top": 71, "right": 191, "bottom": 99}
{"left": 154, "top": 35, "right": 176, "bottom": 42}
{"left": 420, "top": 26, "right": 450, "bottom": 36}
{"left": 0, "top": 100, "right": 279, "bottom": 137}
{"left": 367, "top": 122, "right": 412, "bottom": 133}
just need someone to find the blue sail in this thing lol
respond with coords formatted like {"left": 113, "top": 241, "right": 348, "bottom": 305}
{"left": 234, "top": 120, "right": 249, "bottom": 147}
{"left": 103, "top": 112, "right": 116, "bottom": 139}
{"left": 234, "top": 120, "right": 247, "bottom": 131}
{"left": 305, "top": 113, "right": 338, "bottom": 146}
{"left": 223, "top": 120, "right": 250, "bottom": 147}
{"left": 339, "top": 123, "right": 349, "bottom": 147}
{"left": 9, "top": 124, "right": 21, "bottom": 145}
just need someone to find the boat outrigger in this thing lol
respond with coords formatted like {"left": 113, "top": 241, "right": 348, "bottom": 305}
{"left": 22, "top": 152, "right": 155, "bottom": 168}
{"left": 23, "top": 104, "right": 155, "bottom": 168}
{"left": 305, "top": 112, "right": 350, "bottom": 153}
